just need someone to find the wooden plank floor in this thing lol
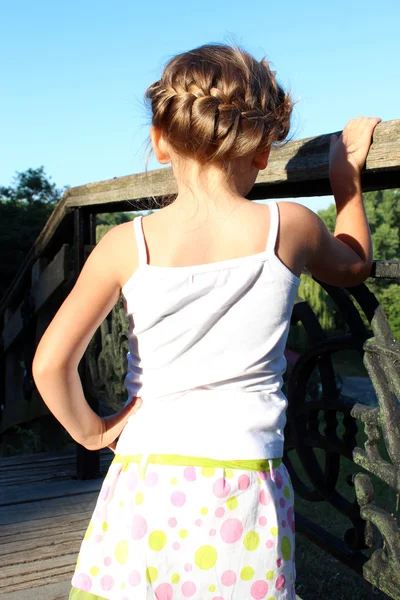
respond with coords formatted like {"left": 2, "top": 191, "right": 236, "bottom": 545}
{"left": 0, "top": 447, "right": 113, "bottom": 600}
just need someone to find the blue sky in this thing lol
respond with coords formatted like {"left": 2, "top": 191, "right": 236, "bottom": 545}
{"left": 1, "top": 0, "right": 399, "bottom": 213}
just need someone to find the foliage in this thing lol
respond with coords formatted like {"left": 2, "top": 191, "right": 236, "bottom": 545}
{"left": 0, "top": 166, "right": 66, "bottom": 205}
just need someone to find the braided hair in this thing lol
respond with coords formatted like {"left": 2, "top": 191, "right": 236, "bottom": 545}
{"left": 145, "top": 44, "right": 292, "bottom": 170}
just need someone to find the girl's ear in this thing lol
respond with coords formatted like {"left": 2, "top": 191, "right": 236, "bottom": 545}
{"left": 253, "top": 147, "right": 271, "bottom": 170}
{"left": 150, "top": 126, "right": 171, "bottom": 164}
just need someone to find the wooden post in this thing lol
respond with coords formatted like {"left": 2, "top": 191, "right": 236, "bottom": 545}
{"left": 74, "top": 208, "right": 100, "bottom": 480}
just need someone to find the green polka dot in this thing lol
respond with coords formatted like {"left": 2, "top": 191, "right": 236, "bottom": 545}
{"left": 284, "top": 486, "right": 291, "bottom": 499}
{"left": 225, "top": 469, "right": 234, "bottom": 479}
{"left": 146, "top": 567, "right": 158, "bottom": 583}
{"left": 226, "top": 496, "right": 238, "bottom": 510}
{"left": 240, "top": 566, "right": 254, "bottom": 581}
{"left": 209, "top": 585, "right": 216, "bottom": 592}
{"left": 243, "top": 530, "right": 260, "bottom": 551}
{"left": 121, "top": 582, "right": 125, "bottom": 589}
{"left": 171, "top": 573, "right": 180, "bottom": 584}
{"left": 90, "top": 566, "right": 99, "bottom": 576}
{"left": 179, "top": 529, "right": 188, "bottom": 538}
{"left": 171, "top": 477, "right": 178, "bottom": 485}
{"left": 267, "top": 597, "right": 276, "bottom": 600}
{"left": 201, "top": 467, "right": 215, "bottom": 477}
{"left": 266, "top": 570, "right": 274, "bottom": 580}
{"left": 122, "top": 463, "right": 129, "bottom": 472}
{"left": 148, "top": 530, "right": 167, "bottom": 551}
{"left": 200, "top": 507, "right": 208, "bottom": 515}
{"left": 101, "top": 521, "right": 108, "bottom": 533}
{"left": 270, "top": 526, "right": 278, "bottom": 536}
{"left": 84, "top": 520, "right": 93, "bottom": 540}
{"left": 115, "top": 539, "right": 128, "bottom": 564}
{"left": 194, "top": 545, "right": 218, "bottom": 570}
{"left": 275, "top": 500, "right": 278, "bottom": 508}
{"left": 281, "top": 536, "right": 291, "bottom": 561}
{"left": 120, "top": 500, "right": 125, "bottom": 507}
{"left": 135, "top": 492, "right": 144, "bottom": 505}
{"left": 272, "top": 458, "right": 282, "bottom": 468}
{"left": 76, "top": 556, "right": 80, "bottom": 569}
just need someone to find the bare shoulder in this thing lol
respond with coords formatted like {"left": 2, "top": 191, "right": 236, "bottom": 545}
{"left": 93, "top": 220, "right": 139, "bottom": 289}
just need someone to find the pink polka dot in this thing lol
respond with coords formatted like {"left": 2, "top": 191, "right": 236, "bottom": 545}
{"left": 168, "top": 517, "right": 177, "bottom": 527}
{"left": 221, "top": 570, "right": 237, "bottom": 586}
{"left": 213, "top": 478, "right": 231, "bottom": 498}
{"left": 182, "top": 581, "right": 197, "bottom": 597}
{"left": 184, "top": 466, "right": 196, "bottom": 481}
{"left": 100, "top": 484, "right": 110, "bottom": 501}
{"left": 287, "top": 507, "right": 295, "bottom": 532}
{"left": 195, "top": 519, "right": 202, "bottom": 526}
{"left": 275, "top": 470, "right": 283, "bottom": 489}
{"left": 146, "top": 471, "right": 159, "bottom": 487}
{"left": 128, "top": 570, "right": 141, "bottom": 586}
{"left": 266, "top": 539, "right": 273, "bottom": 549}
{"left": 259, "top": 489, "right": 270, "bottom": 505}
{"left": 276, "top": 574, "right": 286, "bottom": 590}
{"left": 155, "top": 582, "right": 173, "bottom": 600}
{"left": 94, "top": 508, "right": 101, "bottom": 520}
{"left": 95, "top": 534, "right": 102, "bottom": 543}
{"left": 251, "top": 580, "right": 268, "bottom": 599}
{"left": 171, "top": 491, "right": 186, "bottom": 507}
{"left": 277, "top": 558, "right": 282, "bottom": 567}
{"left": 104, "top": 556, "right": 112, "bottom": 566}
{"left": 173, "top": 542, "right": 180, "bottom": 550}
{"left": 259, "top": 516, "right": 267, "bottom": 526}
{"left": 212, "top": 597, "right": 224, "bottom": 600}
{"left": 238, "top": 474, "right": 250, "bottom": 490}
{"left": 131, "top": 514, "right": 147, "bottom": 540}
{"left": 73, "top": 573, "right": 92, "bottom": 592}
{"left": 215, "top": 507, "right": 225, "bottom": 518}
{"left": 100, "top": 575, "right": 114, "bottom": 591}
{"left": 282, "top": 520, "right": 287, "bottom": 527}
{"left": 279, "top": 498, "right": 286, "bottom": 508}
{"left": 258, "top": 470, "right": 267, "bottom": 480}
{"left": 184, "top": 563, "right": 192, "bottom": 572}
{"left": 209, "top": 529, "right": 216, "bottom": 536}
{"left": 220, "top": 518, "right": 243, "bottom": 543}
{"left": 126, "top": 472, "right": 138, "bottom": 491}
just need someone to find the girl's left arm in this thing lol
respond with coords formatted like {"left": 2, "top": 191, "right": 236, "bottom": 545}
{"left": 32, "top": 225, "right": 127, "bottom": 448}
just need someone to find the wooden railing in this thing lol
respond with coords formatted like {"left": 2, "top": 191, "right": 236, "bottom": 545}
{"left": 0, "top": 119, "right": 400, "bottom": 598}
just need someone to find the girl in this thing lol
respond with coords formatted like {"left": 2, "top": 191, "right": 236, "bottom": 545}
{"left": 32, "top": 43, "right": 380, "bottom": 600}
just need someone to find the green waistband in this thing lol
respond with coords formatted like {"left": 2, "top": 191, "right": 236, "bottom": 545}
{"left": 112, "top": 453, "right": 282, "bottom": 471}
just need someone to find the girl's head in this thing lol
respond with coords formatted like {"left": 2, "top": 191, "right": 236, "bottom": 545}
{"left": 145, "top": 43, "right": 292, "bottom": 176}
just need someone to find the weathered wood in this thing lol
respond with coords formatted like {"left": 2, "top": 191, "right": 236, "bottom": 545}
{"left": 1, "top": 119, "right": 398, "bottom": 318}
{"left": 1, "top": 244, "right": 69, "bottom": 352}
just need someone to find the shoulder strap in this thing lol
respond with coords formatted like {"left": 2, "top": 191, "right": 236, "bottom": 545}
{"left": 266, "top": 201, "right": 279, "bottom": 255}
{"left": 133, "top": 216, "right": 148, "bottom": 265}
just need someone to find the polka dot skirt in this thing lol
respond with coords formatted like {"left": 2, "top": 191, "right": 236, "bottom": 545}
{"left": 70, "top": 456, "right": 296, "bottom": 600}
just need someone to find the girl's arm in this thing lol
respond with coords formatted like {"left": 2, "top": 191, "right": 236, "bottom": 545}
{"left": 297, "top": 117, "right": 381, "bottom": 287}
{"left": 32, "top": 224, "right": 135, "bottom": 448}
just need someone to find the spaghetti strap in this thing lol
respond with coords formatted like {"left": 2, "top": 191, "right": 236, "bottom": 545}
{"left": 134, "top": 216, "right": 148, "bottom": 266}
{"left": 266, "top": 201, "right": 279, "bottom": 255}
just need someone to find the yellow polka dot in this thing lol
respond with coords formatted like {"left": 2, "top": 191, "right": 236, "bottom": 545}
{"left": 171, "top": 477, "right": 178, "bottom": 485}
{"left": 194, "top": 545, "right": 218, "bottom": 570}
{"left": 171, "top": 573, "right": 180, "bottom": 584}
{"left": 258, "top": 477, "right": 262, "bottom": 484}
{"left": 209, "top": 584, "right": 216, "bottom": 592}
{"left": 281, "top": 536, "right": 291, "bottom": 561}
{"left": 121, "top": 582, "right": 125, "bottom": 589}
{"left": 179, "top": 529, "right": 188, "bottom": 538}
{"left": 101, "top": 521, "right": 108, "bottom": 533}
{"left": 84, "top": 520, "right": 93, "bottom": 540}
{"left": 270, "top": 526, "right": 278, "bottom": 536}
{"left": 266, "top": 570, "right": 274, "bottom": 580}
{"left": 76, "top": 555, "right": 80, "bottom": 570}
{"left": 240, "top": 566, "right": 254, "bottom": 581}
{"left": 146, "top": 567, "right": 158, "bottom": 583}
{"left": 115, "top": 539, "right": 129, "bottom": 564}
{"left": 225, "top": 469, "right": 234, "bottom": 479}
{"left": 201, "top": 467, "right": 215, "bottom": 477}
{"left": 122, "top": 463, "right": 129, "bottom": 472}
{"left": 90, "top": 566, "right": 99, "bottom": 576}
{"left": 119, "top": 500, "right": 125, "bottom": 507}
{"left": 243, "top": 531, "right": 260, "bottom": 551}
{"left": 148, "top": 530, "right": 167, "bottom": 551}
{"left": 267, "top": 597, "right": 276, "bottom": 600}
{"left": 226, "top": 496, "right": 238, "bottom": 510}
{"left": 135, "top": 492, "right": 144, "bottom": 505}
{"left": 284, "top": 485, "right": 291, "bottom": 499}
{"left": 200, "top": 507, "right": 208, "bottom": 516}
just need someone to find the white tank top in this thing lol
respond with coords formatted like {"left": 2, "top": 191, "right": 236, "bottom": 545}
{"left": 116, "top": 201, "right": 300, "bottom": 459}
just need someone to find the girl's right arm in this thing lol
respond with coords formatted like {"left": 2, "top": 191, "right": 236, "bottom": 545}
{"left": 299, "top": 117, "right": 381, "bottom": 287}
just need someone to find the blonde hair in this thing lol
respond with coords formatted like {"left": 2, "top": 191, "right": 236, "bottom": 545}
{"left": 145, "top": 43, "right": 292, "bottom": 171}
